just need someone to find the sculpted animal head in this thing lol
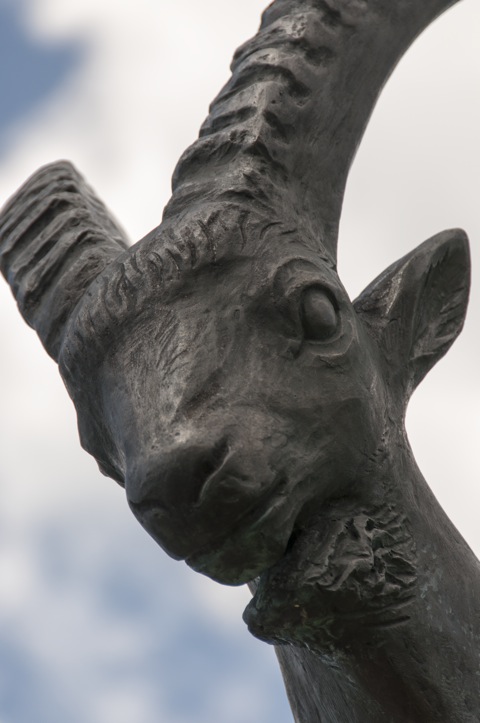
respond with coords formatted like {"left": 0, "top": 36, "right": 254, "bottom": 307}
{"left": 64, "top": 221, "right": 470, "bottom": 587}
{"left": 0, "top": 0, "right": 470, "bottom": 588}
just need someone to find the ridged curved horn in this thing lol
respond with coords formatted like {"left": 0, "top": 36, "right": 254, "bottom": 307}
{"left": 0, "top": 161, "right": 129, "bottom": 360}
{"left": 165, "top": 0, "right": 461, "bottom": 262}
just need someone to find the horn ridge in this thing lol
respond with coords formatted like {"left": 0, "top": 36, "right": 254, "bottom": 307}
{"left": 0, "top": 161, "right": 129, "bottom": 360}
{"left": 164, "top": 0, "right": 462, "bottom": 261}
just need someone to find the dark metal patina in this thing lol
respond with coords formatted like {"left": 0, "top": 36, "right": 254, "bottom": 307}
{"left": 1, "top": 1, "right": 478, "bottom": 720}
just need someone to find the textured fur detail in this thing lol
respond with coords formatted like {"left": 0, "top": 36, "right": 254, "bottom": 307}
{"left": 245, "top": 498, "right": 417, "bottom": 650}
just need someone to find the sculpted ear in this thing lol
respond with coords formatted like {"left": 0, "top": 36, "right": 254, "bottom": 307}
{"left": 0, "top": 161, "right": 129, "bottom": 361}
{"left": 354, "top": 229, "right": 470, "bottom": 400}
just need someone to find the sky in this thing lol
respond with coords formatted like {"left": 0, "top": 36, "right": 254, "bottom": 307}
{"left": 0, "top": 1, "right": 478, "bottom": 721}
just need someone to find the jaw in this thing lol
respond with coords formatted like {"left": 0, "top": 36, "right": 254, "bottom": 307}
{"left": 185, "top": 480, "right": 303, "bottom": 584}
{"left": 128, "top": 426, "right": 367, "bottom": 585}
{"left": 184, "top": 465, "right": 356, "bottom": 585}
{"left": 130, "top": 471, "right": 305, "bottom": 585}
{"left": 243, "top": 437, "right": 416, "bottom": 648}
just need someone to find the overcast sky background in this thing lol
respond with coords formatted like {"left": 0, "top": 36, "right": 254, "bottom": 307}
{"left": 0, "top": 1, "right": 478, "bottom": 721}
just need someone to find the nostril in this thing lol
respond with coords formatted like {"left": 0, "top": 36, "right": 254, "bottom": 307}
{"left": 211, "top": 438, "right": 230, "bottom": 470}
{"left": 126, "top": 437, "right": 231, "bottom": 510}
{"left": 192, "top": 438, "right": 230, "bottom": 502}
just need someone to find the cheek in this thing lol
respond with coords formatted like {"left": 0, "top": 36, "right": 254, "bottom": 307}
{"left": 284, "top": 369, "right": 385, "bottom": 481}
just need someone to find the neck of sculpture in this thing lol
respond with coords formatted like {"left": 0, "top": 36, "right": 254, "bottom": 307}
{"left": 248, "top": 427, "right": 480, "bottom": 722}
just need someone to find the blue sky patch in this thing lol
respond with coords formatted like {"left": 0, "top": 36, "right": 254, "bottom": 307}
{"left": 0, "top": 2, "right": 84, "bottom": 149}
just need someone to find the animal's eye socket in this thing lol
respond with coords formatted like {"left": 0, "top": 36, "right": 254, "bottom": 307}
{"left": 300, "top": 286, "right": 338, "bottom": 341}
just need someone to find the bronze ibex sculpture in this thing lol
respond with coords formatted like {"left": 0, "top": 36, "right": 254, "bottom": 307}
{"left": 1, "top": 1, "right": 478, "bottom": 720}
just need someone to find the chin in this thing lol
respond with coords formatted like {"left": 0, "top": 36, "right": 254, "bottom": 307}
{"left": 185, "top": 511, "right": 298, "bottom": 585}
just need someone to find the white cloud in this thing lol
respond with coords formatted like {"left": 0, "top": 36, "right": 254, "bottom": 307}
{"left": 0, "top": 1, "right": 478, "bottom": 721}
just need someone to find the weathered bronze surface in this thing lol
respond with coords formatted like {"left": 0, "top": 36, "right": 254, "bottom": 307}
{"left": 1, "top": 1, "right": 478, "bottom": 721}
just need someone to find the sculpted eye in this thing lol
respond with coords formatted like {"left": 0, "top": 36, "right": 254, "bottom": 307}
{"left": 300, "top": 286, "right": 338, "bottom": 341}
